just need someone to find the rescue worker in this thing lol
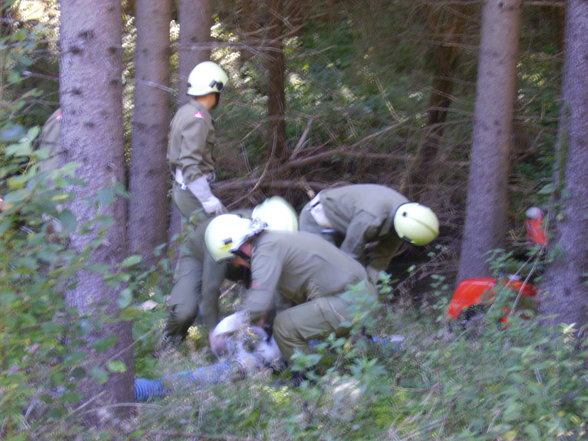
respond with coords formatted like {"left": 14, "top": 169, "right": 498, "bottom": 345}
{"left": 164, "top": 61, "right": 229, "bottom": 345}
{"left": 165, "top": 215, "right": 239, "bottom": 340}
{"left": 298, "top": 184, "right": 439, "bottom": 281}
{"left": 205, "top": 214, "right": 378, "bottom": 363}
{"left": 167, "top": 61, "right": 229, "bottom": 224}
{"left": 165, "top": 197, "right": 299, "bottom": 342}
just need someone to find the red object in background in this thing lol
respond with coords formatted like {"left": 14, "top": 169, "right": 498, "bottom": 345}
{"left": 524, "top": 207, "right": 548, "bottom": 245}
{"left": 525, "top": 218, "right": 548, "bottom": 245}
{"left": 447, "top": 278, "right": 538, "bottom": 321}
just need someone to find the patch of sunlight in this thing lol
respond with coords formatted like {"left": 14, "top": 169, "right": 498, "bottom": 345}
{"left": 408, "top": 91, "right": 424, "bottom": 102}
{"left": 289, "top": 72, "right": 304, "bottom": 88}
{"left": 260, "top": 384, "right": 293, "bottom": 405}
{"left": 284, "top": 36, "right": 300, "bottom": 49}
{"left": 170, "top": 21, "right": 180, "bottom": 40}
{"left": 520, "top": 72, "right": 545, "bottom": 87}
{"left": 341, "top": 85, "right": 356, "bottom": 101}
{"left": 15, "top": 0, "right": 57, "bottom": 22}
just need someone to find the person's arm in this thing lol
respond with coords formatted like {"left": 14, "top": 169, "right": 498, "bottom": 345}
{"left": 368, "top": 233, "right": 404, "bottom": 274}
{"left": 339, "top": 211, "right": 379, "bottom": 260}
{"left": 244, "top": 248, "right": 283, "bottom": 319}
{"left": 179, "top": 118, "right": 224, "bottom": 214}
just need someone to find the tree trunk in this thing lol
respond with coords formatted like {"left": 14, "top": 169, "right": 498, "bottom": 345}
{"left": 403, "top": 3, "right": 472, "bottom": 200}
{"left": 176, "top": 0, "right": 212, "bottom": 104}
{"left": 266, "top": 0, "right": 287, "bottom": 163}
{"left": 59, "top": 0, "right": 135, "bottom": 426}
{"left": 456, "top": 0, "right": 522, "bottom": 282}
{"left": 128, "top": 0, "right": 172, "bottom": 266}
{"left": 540, "top": 0, "right": 588, "bottom": 329}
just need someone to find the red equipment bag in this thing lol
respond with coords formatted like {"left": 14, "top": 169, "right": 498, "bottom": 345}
{"left": 447, "top": 277, "right": 538, "bottom": 321}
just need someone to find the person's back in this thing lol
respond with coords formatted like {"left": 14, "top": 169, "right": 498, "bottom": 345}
{"left": 248, "top": 230, "right": 368, "bottom": 309}
{"left": 247, "top": 230, "right": 376, "bottom": 361}
{"left": 319, "top": 184, "right": 408, "bottom": 231}
{"left": 299, "top": 183, "right": 439, "bottom": 279}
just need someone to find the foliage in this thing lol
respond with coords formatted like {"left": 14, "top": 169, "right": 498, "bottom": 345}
{"left": 127, "top": 277, "right": 587, "bottom": 441}
{"left": 0, "top": 122, "right": 173, "bottom": 439}
{"left": 2, "top": 0, "right": 581, "bottom": 439}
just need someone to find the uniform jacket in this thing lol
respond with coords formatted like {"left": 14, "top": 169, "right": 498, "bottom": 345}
{"left": 244, "top": 231, "right": 370, "bottom": 316}
{"left": 167, "top": 100, "right": 216, "bottom": 184}
{"left": 319, "top": 184, "right": 409, "bottom": 270}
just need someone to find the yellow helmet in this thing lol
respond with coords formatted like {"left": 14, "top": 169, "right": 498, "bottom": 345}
{"left": 393, "top": 203, "right": 439, "bottom": 246}
{"left": 187, "top": 61, "right": 228, "bottom": 97}
{"left": 251, "top": 196, "right": 298, "bottom": 232}
{"left": 205, "top": 214, "right": 266, "bottom": 262}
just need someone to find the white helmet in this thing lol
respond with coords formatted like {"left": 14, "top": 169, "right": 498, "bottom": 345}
{"left": 187, "top": 61, "right": 228, "bottom": 97}
{"left": 205, "top": 214, "right": 266, "bottom": 262}
{"left": 252, "top": 196, "right": 298, "bottom": 232}
{"left": 393, "top": 202, "right": 439, "bottom": 246}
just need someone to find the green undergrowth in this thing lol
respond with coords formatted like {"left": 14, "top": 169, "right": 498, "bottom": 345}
{"left": 130, "top": 281, "right": 587, "bottom": 441}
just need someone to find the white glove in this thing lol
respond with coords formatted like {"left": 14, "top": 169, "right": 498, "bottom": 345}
{"left": 201, "top": 196, "right": 224, "bottom": 215}
{"left": 212, "top": 311, "right": 249, "bottom": 337}
{"left": 187, "top": 176, "right": 225, "bottom": 215}
{"left": 210, "top": 311, "right": 250, "bottom": 357}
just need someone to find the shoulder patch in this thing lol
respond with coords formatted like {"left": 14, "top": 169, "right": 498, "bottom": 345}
{"left": 56, "top": 111, "right": 62, "bottom": 120}
{"left": 193, "top": 111, "right": 204, "bottom": 119}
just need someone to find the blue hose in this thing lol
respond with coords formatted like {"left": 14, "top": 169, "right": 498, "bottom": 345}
{"left": 135, "top": 378, "right": 166, "bottom": 401}
{"left": 134, "top": 336, "right": 404, "bottom": 401}
{"left": 135, "top": 361, "right": 234, "bottom": 402}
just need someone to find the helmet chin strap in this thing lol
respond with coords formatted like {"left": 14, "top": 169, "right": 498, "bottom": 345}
{"left": 232, "top": 246, "right": 252, "bottom": 264}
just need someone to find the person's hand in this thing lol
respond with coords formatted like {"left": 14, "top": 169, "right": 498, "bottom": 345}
{"left": 201, "top": 196, "right": 226, "bottom": 215}
{"left": 187, "top": 176, "right": 226, "bottom": 215}
{"left": 209, "top": 311, "right": 249, "bottom": 357}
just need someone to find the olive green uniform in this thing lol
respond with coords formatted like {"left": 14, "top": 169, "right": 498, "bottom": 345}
{"left": 299, "top": 184, "right": 408, "bottom": 272}
{"left": 167, "top": 99, "right": 220, "bottom": 223}
{"left": 244, "top": 231, "right": 377, "bottom": 360}
{"left": 166, "top": 217, "right": 231, "bottom": 336}
{"left": 166, "top": 100, "right": 226, "bottom": 338}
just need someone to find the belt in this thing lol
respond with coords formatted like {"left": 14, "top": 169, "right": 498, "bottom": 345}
{"left": 309, "top": 194, "right": 333, "bottom": 228}
{"left": 174, "top": 169, "right": 216, "bottom": 190}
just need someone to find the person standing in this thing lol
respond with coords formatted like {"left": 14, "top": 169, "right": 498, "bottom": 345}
{"left": 167, "top": 61, "right": 229, "bottom": 224}
{"left": 164, "top": 61, "right": 229, "bottom": 346}
{"left": 298, "top": 184, "right": 439, "bottom": 281}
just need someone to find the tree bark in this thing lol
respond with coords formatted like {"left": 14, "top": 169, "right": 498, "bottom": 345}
{"left": 540, "top": 0, "right": 588, "bottom": 329}
{"left": 176, "top": 0, "right": 212, "bottom": 104}
{"left": 128, "top": 0, "right": 172, "bottom": 266}
{"left": 403, "top": 2, "right": 473, "bottom": 200}
{"left": 266, "top": 0, "right": 287, "bottom": 163}
{"left": 59, "top": 0, "right": 135, "bottom": 426}
{"left": 456, "top": 0, "right": 522, "bottom": 282}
